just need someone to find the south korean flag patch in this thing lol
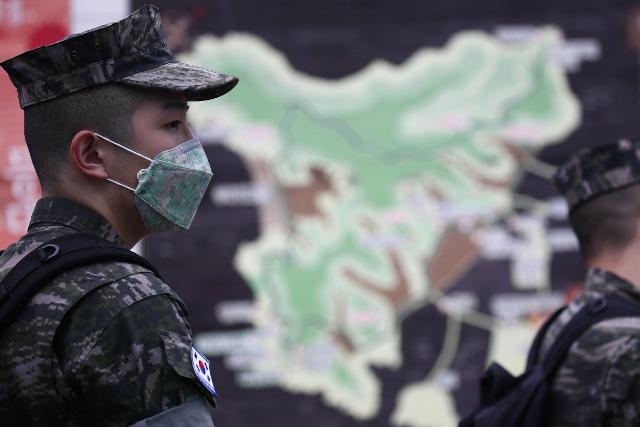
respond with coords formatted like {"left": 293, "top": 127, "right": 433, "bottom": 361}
{"left": 191, "top": 345, "right": 218, "bottom": 399}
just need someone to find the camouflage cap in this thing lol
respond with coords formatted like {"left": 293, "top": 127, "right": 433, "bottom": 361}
{"left": 0, "top": 3, "right": 238, "bottom": 109}
{"left": 553, "top": 138, "right": 640, "bottom": 211}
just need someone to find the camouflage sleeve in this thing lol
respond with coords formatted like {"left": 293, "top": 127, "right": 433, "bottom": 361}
{"left": 55, "top": 292, "right": 214, "bottom": 427}
{"left": 599, "top": 335, "right": 640, "bottom": 426}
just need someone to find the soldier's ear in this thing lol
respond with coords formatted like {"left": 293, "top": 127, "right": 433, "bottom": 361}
{"left": 69, "top": 130, "right": 109, "bottom": 180}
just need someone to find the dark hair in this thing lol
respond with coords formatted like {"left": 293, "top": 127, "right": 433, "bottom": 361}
{"left": 569, "top": 184, "right": 640, "bottom": 261}
{"left": 23, "top": 83, "right": 147, "bottom": 192}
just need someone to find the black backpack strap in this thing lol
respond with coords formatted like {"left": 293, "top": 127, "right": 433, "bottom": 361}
{"left": 525, "top": 304, "right": 567, "bottom": 369}
{"left": 0, "top": 233, "right": 162, "bottom": 329}
{"left": 533, "top": 294, "right": 640, "bottom": 375}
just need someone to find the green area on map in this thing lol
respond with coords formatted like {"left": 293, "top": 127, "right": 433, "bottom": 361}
{"left": 186, "top": 28, "right": 579, "bottom": 426}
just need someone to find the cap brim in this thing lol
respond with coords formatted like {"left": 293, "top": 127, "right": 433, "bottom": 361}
{"left": 117, "top": 61, "right": 238, "bottom": 101}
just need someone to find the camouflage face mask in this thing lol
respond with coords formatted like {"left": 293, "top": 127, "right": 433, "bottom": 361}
{"left": 95, "top": 133, "right": 213, "bottom": 232}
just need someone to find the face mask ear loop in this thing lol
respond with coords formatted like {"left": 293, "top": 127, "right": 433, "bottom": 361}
{"left": 106, "top": 178, "right": 137, "bottom": 192}
{"left": 94, "top": 132, "right": 153, "bottom": 163}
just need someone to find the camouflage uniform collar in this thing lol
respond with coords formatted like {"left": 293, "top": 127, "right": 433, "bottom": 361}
{"left": 28, "top": 197, "right": 124, "bottom": 246}
{"left": 584, "top": 267, "right": 640, "bottom": 297}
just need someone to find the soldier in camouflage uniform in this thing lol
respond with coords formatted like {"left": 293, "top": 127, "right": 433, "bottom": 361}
{"left": 544, "top": 138, "right": 640, "bottom": 426}
{"left": 0, "top": 4, "right": 237, "bottom": 426}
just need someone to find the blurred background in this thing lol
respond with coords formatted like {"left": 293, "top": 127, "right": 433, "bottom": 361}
{"left": 3, "top": 1, "right": 640, "bottom": 425}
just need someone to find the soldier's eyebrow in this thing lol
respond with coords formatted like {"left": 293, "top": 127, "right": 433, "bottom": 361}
{"left": 163, "top": 101, "right": 190, "bottom": 112}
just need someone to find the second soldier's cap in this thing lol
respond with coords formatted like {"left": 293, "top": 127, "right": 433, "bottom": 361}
{"left": 553, "top": 138, "right": 640, "bottom": 212}
{"left": 0, "top": 3, "right": 238, "bottom": 109}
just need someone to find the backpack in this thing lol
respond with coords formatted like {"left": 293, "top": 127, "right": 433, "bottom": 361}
{"left": 0, "top": 233, "right": 161, "bottom": 331}
{"left": 459, "top": 293, "right": 640, "bottom": 427}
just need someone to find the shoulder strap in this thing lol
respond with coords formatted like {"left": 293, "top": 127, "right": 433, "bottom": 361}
{"left": 525, "top": 304, "right": 567, "bottom": 369}
{"left": 528, "top": 294, "right": 640, "bottom": 375}
{"left": 0, "top": 233, "right": 162, "bottom": 329}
